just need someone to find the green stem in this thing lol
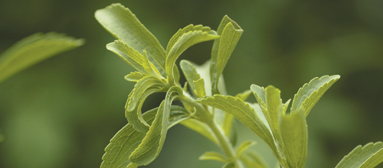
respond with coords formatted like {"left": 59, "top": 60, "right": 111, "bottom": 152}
{"left": 205, "top": 118, "right": 238, "bottom": 164}
{"left": 179, "top": 93, "right": 242, "bottom": 167}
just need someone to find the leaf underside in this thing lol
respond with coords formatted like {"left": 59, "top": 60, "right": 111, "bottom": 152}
{"left": 197, "top": 95, "right": 275, "bottom": 151}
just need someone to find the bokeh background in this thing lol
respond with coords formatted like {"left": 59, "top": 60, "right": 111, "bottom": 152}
{"left": 1, "top": 0, "right": 383, "bottom": 167}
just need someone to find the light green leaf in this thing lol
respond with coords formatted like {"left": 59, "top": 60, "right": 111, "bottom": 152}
{"left": 0, "top": 32, "right": 83, "bottom": 83}
{"left": 125, "top": 76, "right": 165, "bottom": 132}
{"left": 235, "top": 90, "right": 252, "bottom": 101}
{"left": 127, "top": 163, "right": 138, "bottom": 168}
{"left": 180, "top": 118, "right": 218, "bottom": 144}
{"left": 280, "top": 108, "right": 308, "bottom": 168}
{"left": 125, "top": 71, "right": 146, "bottom": 82}
{"left": 106, "top": 40, "right": 146, "bottom": 73}
{"left": 219, "top": 90, "right": 252, "bottom": 138}
{"left": 142, "top": 51, "right": 163, "bottom": 79}
{"left": 222, "top": 112, "right": 235, "bottom": 137}
{"left": 240, "top": 151, "right": 269, "bottom": 168}
{"left": 165, "top": 25, "right": 219, "bottom": 83}
{"left": 264, "top": 86, "right": 284, "bottom": 149}
{"left": 251, "top": 85, "right": 285, "bottom": 156}
{"left": 217, "top": 90, "right": 251, "bottom": 138}
{"left": 129, "top": 86, "right": 182, "bottom": 166}
{"left": 194, "top": 78, "right": 206, "bottom": 98}
{"left": 100, "top": 106, "right": 189, "bottom": 168}
{"left": 199, "top": 151, "right": 228, "bottom": 163}
{"left": 197, "top": 95, "right": 276, "bottom": 152}
{"left": 95, "top": 3, "right": 166, "bottom": 76}
{"left": 250, "top": 84, "right": 267, "bottom": 112}
{"left": 210, "top": 15, "right": 243, "bottom": 95}
{"left": 235, "top": 140, "right": 256, "bottom": 158}
{"left": 291, "top": 75, "right": 340, "bottom": 116}
{"left": 335, "top": 142, "right": 383, "bottom": 168}
{"left": 180, "top": 60, "right": 202, "bottom": 97}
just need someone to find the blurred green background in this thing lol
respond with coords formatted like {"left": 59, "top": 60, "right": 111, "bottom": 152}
{"left": 1, "top": 0, "right": 383, "bottom": 167}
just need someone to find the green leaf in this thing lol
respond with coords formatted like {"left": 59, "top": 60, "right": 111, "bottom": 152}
{"left": 106, "top": 40, "right": 145, "bottom": 72}
{"left": 251, "top": 85, "right": 285, "bottom": 157}
{"left": 240, "top": 151, "right": 269, "bottom": 168}
{"left": 280, "top": 108, "right": 308, "bottom": 168}
{"left": 199, "top": 151, "right": 228, "bottom": 163}
{"left": 250, "top": 84, "right": 267, "bottom": 112}
{"left": 95, "top": 3, "right": 167, "bottom": 76}
{"left": 235, "top": 140, "right": 256, "bottom": 158}
{"left": 218, "top": 90, "right": 252, "bottom": 138}
{"left": 291, "top": 75, "right": 340, "bottom": 116}
{"left": 165, "top": 25, "right": 219, "bottom": 83}
{"left": 222, "top": 112, "right": 235, "bottom": 137}
{"left": 100, "top": 106, "right": 189, "bottom": 168}
{"left": 141, "top": 51, "right": 163, "bottom": 79}
{"left": 210, "top": 15, "right": 243, "bottom": 95}
{"left": 194, "top": 78, "right": 206, "bottom": 98}
{"left": 180, "top": 118, "right": 218, "bottom": 144}
{"left": 129, "top": 86, "right": 182, "bottom": 166}
{"left": 0, "top": 32, "right": 83, "bottom": 83}
{"left": 180, "top": 60, "right": 202, "bottom": 97}
{"left": 125, "top": 76, "right": 165, "bottom": 132}
{"left": 125, "top": 71, "right": 146, "bottom": 82}
{"left": 235, "top": 90, "right": 252, "bottom": 101}
{"left": 335, "top": 142, "right": 383, "bottom": 168}
{"left": 197, "top": 95, "right": 276, "bottom": 152}
{"left": 216, "top": 90, "right": 252, "bottom": 139}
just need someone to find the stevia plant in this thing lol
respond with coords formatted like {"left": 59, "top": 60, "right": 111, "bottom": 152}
{"left": 95, "top": 3, "right": 383, "bottom": 168}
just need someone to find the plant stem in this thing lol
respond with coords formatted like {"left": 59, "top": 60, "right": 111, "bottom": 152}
{"left": 179, "top": 93, "right": 242, "bottom": 167}
{"left": 205, "top": 118, "right": 240, "bottom": 166}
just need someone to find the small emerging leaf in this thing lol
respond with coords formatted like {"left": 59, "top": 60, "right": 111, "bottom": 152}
{"left": 235, "top": 140, "right": 256, "bottom": 158}
{"left": 335, "top": 142, "right": 383, "bottom": 168}
{"left": 194, "top": 78, "right": 206, "bottom": 98}
{"left": 210, "top": 15, "right": 243, "bottom": 95}
{"left": 291, "top": 75, "right": 340, "bottom": 116}
{"left": 0, "top": 32, "right": 84, "bottom": 83}
{"left": 199, "top": 151, "right": 227, "bottom": 163}
{"left": 125, "top": 71, "right": 146, "bottom": 82}
{"left": 95, "top": 3, "right": 167, "bottom": 76}
{"left": 235, "top": 90, "right": 252, "bottom": 101}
